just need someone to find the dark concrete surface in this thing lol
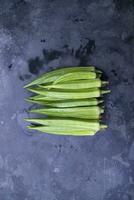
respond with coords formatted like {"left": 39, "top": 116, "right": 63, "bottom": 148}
{"left": 0, "top": 0, "right": 134, "bottom": 199}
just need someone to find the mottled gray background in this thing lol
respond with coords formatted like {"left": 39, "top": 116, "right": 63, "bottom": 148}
{"left": 0, "top": 0, "right": 134, "bottom": 199}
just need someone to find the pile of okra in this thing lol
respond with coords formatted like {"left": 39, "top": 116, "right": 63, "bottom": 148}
{"left": 24, "top": 66, "right": 110, "bottom": 136}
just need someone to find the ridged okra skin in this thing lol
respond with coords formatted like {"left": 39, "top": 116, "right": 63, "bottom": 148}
{"left": 28, "top": 87, "right": 110, "bottom": 100}
{"left": 30, "top": 106, "right": 104, "bottom": 119}
{"left": 39, "top": 79, "right": 103, "bottom": 90}
{"left": 27, "top": 120, "right": 107, "bottom": 136}
{"left": 26, "top": 98, "right": 103, "bottom": 107}
{"left": 24, "top": 66, "right": 95, "bottom": 88}
{"left": 27, "top": 125, "right": 97, "bottom": 136}
{"left": 26, "top": 118, "right": 102, "bottom": 130}
{"left": 53, "top": 71, "right": 96, "bottom": 84}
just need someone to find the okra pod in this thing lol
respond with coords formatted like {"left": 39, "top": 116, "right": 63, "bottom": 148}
{"left": 53, "top": 71, "right": 96, "bottom": 84}
{"left": 24, "top": 66, "right": 95, "bottom": 88}
{"left": 28, "top": 87, "right": 110, "bottom": 100}
{"left": 26, "top": 98, "right": 103, "bottom": 107}
{"left": 40, "top": 79, "right": 108, "bottom": 90}
{"left": 30, "top": 106, "right": 104, "bottom": 119}
{"left": 27, "top": 125, "right": 97, "bottom": 135}
{"left": 25, "top": 118, "right": 101, "bottom": 130}
{"left": 27, "top": 124, "right": 107, "bottom": 136}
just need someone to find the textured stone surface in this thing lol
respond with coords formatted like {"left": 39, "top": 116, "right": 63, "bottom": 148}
{"left": 0, "top": 0, "right": 134, "bottom": 199}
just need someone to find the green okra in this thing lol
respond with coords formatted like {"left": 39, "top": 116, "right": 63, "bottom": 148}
{"left": 53, "top": 71, "right": 96, "bottom": 84}
{"left": 27, "top": 123, "right": 107, "bottom": 136}
{"left": 26, "top": 98, "right": 103, "bottom": 107}
{"left": 30, "top": 106, "right": 104, "bottom": 119}
{"left": 25, "top": 118, "right": 102, "bottom": 130}
{"left": 24, "top": 66, "right": 109, "bottom": 136}
{"left": 27, "top": 125, "right": 97, "bottom": 135}
{"left": 28, "top": 87, "right": 110, "bottom": 100}
{"left": 24, "top": 66, "right": 96, "bottom": 88}
{"left": 39, "top": 79, "right": 108, "bottom": 90}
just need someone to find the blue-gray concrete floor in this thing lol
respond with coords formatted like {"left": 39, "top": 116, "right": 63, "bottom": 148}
{"left": 0, "top": 0, "right": 134, "bottom": 199}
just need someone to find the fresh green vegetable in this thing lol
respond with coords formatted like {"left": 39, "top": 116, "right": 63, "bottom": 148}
{"left": 53, "top": 71, "right": 96, "bottom": 84}
{"left": 27, "top": 120, "right": 107, "bottom": 135}
{"left": 39, "top": 79, "right": 108, "bottom": 90}
{"left": 25, "top": 118, "right": 103, "bottom": 130}
{"left": 24, "top": 66, "right": 95, "bottom": 88}
{"left": 28, "top": 87, "right": 110, "bottom": 100}
{"left": 24, "top": 66, "right": 110, "bottom": 136}
{"left": 27, "top": 125, "right": 97, "bottom": 135}
{"left": 26, "top": 98, "right": 103, "bottom": 107}
{"left": 30, "top": 106, "right": 104, "bottom": 119}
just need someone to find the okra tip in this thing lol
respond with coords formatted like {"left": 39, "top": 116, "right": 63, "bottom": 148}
{"left": 27, "top": 125, "right": 34, "bottom": 129}
{"left": 24, "top": 98, "right": 31, "bottom": 103}
{"left": 25, "top": 98, "right": 38, "bottom": 104}
{"left": 24, "top": 118, "right": 31, "bottom": 122}
{"left": 23, "top": 82, "right": 33, "bottom": 88}
{"left": 23, "top": 84, "right": 28, "bottom": 89}
{"left": 27, "top": 88, "right": 36, "bottom": 93}
{"left": 27, "top": 125, "right": 40, "bottom": 129}
{"left": 29, "top": 109, "right": 36, "bottom": 113}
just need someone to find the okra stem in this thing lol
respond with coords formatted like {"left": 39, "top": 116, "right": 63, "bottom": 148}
{"left": 101, "top": 90, "right": 111, "bottom": 95}
{"left": 102, "top": 81, "right": 109, "bottom": 86}
{"left": 100, "top": 125, "right": 108, "bottom": 129}
{"left": 98, "top": 100, "right": 104, "bottom": 104}
{"left": 100, "top": 108, "right": 104, "bottom": 113}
